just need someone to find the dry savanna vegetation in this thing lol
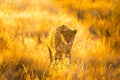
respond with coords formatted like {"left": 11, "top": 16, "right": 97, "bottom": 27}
{"left": 0, "top": 0, "right": 120, "bottom": 80}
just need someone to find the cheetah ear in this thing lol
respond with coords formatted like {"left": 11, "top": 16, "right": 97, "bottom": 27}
{"left": 73, "top": 30, "right": 77, "bottom": 34}
{"left": 59, "top": 30, "right": 64, "bottom": 34}
{"left": 61, "top": 25, "right": 66, "bottom": 28}
{"left": 61, "top": 25, "right": 68, "bottom": 31}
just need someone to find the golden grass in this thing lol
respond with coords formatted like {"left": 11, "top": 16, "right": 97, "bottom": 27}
{"left": 0, "top": 0, "right": 120, "bottom": 80}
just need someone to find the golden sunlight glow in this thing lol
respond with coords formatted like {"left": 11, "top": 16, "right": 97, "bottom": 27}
{"left": 0, "top": 0, "right": 120, "bottom": 80}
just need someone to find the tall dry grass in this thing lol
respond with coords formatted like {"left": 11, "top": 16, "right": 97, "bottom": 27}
{"left": 0, "top": 0, "right": 120, "bottom": 80}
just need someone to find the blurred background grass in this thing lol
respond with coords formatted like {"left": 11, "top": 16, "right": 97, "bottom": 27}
{"left": 0, "top": 0, "right": 120, "bottom": 80}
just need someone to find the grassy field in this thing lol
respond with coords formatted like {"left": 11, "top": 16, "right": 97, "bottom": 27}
{"left": 0, "top": 0, "right": 120, "bottom": 80}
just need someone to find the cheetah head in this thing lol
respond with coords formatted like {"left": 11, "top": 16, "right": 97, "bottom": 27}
{"left": 59, "top": 25, "right": 77, "bottom": 44}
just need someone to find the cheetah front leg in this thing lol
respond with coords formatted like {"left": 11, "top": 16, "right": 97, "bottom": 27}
{"left": 48, "top": 47, "right": 54, "bottom": 64}
{"left": 55, "top": 52, "right": 62, "bottom": 63}
{"left": 65, "top": 51, "right": 71, "bottom": 64}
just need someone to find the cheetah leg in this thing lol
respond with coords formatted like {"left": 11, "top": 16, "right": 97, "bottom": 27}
{"left": 55, "top": 53, "right": 62, "bottom": 62}
{"left": 48, "top": 47, "right": 53, "bottom": 63}
{"left": 65, "top": 52, "right": 71, "bottom": 64}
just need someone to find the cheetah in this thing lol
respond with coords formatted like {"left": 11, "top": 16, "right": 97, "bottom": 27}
{"left": 47, "top": 25, "right": 77, "bottom": 64}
